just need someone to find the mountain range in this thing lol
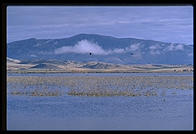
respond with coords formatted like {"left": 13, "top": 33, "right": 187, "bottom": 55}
{"left": 7, "top": 33, "right": 193, "bottom": 65}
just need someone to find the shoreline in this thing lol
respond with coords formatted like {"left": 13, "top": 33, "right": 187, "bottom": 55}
{"left": 7, "top": 70, "right": 193, "bottom": 74}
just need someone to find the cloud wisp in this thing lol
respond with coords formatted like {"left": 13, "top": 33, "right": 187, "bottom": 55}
{"left": 148, "top": 43, "right": 185, "bottom": 55}
{"left": 149, "top": 44, "right": 161, "bottom": 55}
{"left": 55, "top": 40, "right": 107, "bottom": 55}
{"left": 165, "top": 43, "right": 184, "bottom": 51}
{"left": 54, "top": 40, "right": 140, "bottom": 55}
{"left": 54, "top": 39, "right": 186, "bottom": 56}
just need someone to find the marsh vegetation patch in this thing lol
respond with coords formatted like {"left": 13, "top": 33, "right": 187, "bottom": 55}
{"left": 7, "top": 75, "right": 193, "bottom": 97}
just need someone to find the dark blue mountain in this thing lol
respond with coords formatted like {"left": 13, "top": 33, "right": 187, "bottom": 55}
{"left": 7, "top": 34, "right": 193, "bottom": 65}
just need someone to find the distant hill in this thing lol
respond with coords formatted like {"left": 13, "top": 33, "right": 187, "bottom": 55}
{"left": 30, "top": 63, "right": 62, "bottom": 70}
{"left": 7, "top": 57, "right": 193, "bottom": 73}
{"left": 7, "top": 57, "right": 21, "bottom": 64}
{"left": 81, "top": 62, "right": 121, "bottom": 69}
{"left": 7, "top": 33, "right": 193, "bottom": 65}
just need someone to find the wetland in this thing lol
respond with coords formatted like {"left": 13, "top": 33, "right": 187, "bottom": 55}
{"left": 7, "top": 72, "right": 193, "bottom": 130}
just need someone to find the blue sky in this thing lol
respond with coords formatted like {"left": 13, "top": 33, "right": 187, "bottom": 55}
{"left": 7, "top": 6, "right": 193, "bottom": 44}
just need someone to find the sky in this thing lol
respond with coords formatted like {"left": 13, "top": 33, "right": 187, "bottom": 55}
{"left": 7, "top": 6, "right": 193, "bottom": 44}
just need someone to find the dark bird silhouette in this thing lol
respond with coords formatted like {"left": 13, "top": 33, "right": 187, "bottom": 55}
{"left": 130, "top": 53, "right": 134, "bottom": 55}
{"left": 89, "top": 52, "right": 92, "bottom": 55}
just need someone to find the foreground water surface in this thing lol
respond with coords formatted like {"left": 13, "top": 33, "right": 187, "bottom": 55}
{"left": 7, "top": 73, "right": 193, "bottom": 130}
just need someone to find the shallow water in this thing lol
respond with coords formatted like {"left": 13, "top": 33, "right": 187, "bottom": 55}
{"left": 7, "top": 73, "right": 193, "bottom": 130}
{"left": 7, "top": 72, "right": 193, "bottom": 77}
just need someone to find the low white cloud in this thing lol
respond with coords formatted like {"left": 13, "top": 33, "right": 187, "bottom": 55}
{"left": 55, "top": 40, "right": 107, "bottom": 55}
{"left": 149, "top": 44, "right": 161, "bottom": 55}
{"left": 149, "top": 44, "right": 161, "bottom": 50}
{"left": 54, "top": 40, "right": 141, "bottom": 55}
{"left": 149, "top": 45, "right": 157, "bottom": 50}
{"left": 165, "top": 43, "right": 184, "bottom": 51}
{"left": 167, "top": 44, "right": 175, "bottom": 51}
{"left": 111, "top": 48, "right": 125, "bottom": 54}
{"left": 125, "top": 43, "right": 140, "bottom": 51}
{"left": 175, "top": 44, "right": 184, "bottom": 50}
{"left": 130, "top": 43, "right": 140, "bottom": 51}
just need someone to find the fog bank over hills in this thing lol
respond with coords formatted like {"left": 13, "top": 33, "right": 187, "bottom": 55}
{"left": 7, "top": 34, "right": 193, "bottom": 65}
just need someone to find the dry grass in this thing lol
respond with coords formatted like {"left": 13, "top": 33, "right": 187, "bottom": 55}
{"left": 10, "top": 89, "right": 61, "bottom": 96}
{"left": 7, "top": 75, "right": 193, "bottom": 97}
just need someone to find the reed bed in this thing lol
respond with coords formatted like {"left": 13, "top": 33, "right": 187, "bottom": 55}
{"left": 67, "top": 88, "right": 158, "bottom": 97}
{"left": 10, "top": 89, "right": 61, "bottom": 96}
{"left": 7, "top": 75, "right": 193, "bottom": 97}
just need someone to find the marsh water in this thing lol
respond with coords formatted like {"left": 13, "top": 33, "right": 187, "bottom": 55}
{"left": 7, "top": 73, "right": 193, "bottom": 130}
